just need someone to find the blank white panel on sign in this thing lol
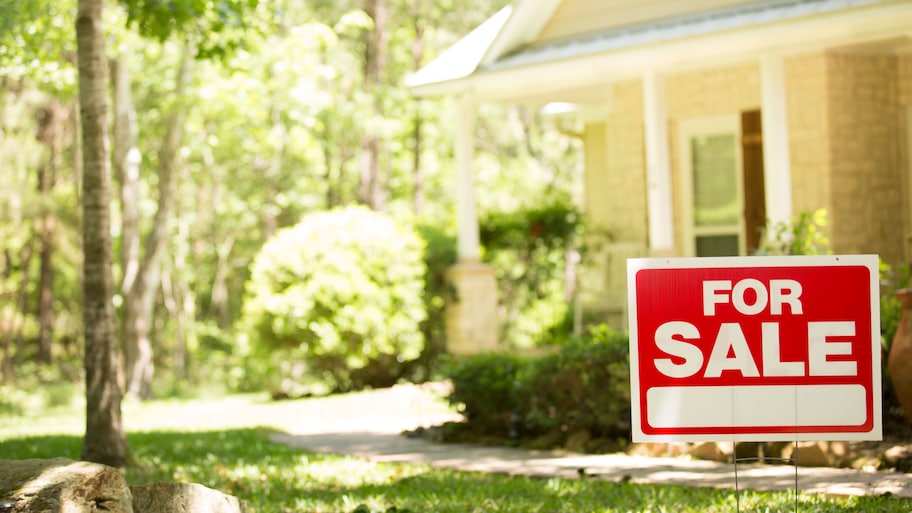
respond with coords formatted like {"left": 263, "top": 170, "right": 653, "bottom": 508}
{"left": 646, "top": 385, "right": 867, "bottom": 429}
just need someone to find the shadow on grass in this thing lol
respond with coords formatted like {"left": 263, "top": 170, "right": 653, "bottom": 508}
{"left": 2, "top": 428, "right": 909, "bottom": 513}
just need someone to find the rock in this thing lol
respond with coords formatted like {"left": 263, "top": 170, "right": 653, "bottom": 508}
{"left": 734, "top": 442, "right": 762, "bottom": 461}
{"left": 565, "top": 430, "right": 591, "bottom": 452}
{"left": 0, "top": 458, "right": 133, "bottom": 513}
{"left": 131, "top": 482, "right": 247, "bottom": 513}
{"left": 762, "top": 441, "right": 791, "bottom": 462}
{"left": 688, "top": 442, "right": 729, "bottom": 462}
{"left": 782, "top": 441, "right": 833, "bottom": 467}
{"left": 882, "top": 445, "right": 912, "bottom": 471}
{"left": 526, "top": 431, "right": 564, "bottom": 450}
{"left": 627, "top": 443, "right": 689, "bottom": 458}
{"left": 0, "top": 459, "right": 247, "bottom": 513}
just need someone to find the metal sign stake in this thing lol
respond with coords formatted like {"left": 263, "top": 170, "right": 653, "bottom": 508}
{"left": 732, "top": 439, "right": 799, "bottom": 513}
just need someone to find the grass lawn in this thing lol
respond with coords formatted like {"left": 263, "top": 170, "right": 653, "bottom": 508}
{"left": 2, "top": 393, "right": 910, "bottom": 513}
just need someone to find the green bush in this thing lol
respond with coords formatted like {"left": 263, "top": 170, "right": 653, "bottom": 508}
{"left": 520, "top": 326, "right": 630, "bottom": 441}
{"left": 442, "top": 325, "right": 631, "bottom": 448}
{"left": 414, "top": 223, "right": 457, "bottom": 381}
{"left": 242, "top": 206, "right": 426, "bottom": 393}
{"left": 757, "top": 208, "right": 831, "bottom": 256}
{"left": 479, "top": 200, "right": 581, "bottom": 348}
{"left": 442, "top": 352, "right": 525, "bottom": 436}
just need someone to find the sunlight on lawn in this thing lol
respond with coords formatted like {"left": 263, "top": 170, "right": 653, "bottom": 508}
{"left": 0, "top": 384, "right": 458, "bottom": 440}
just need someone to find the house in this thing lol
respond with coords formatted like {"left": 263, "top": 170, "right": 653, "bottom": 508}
{"left": 408, "top": 0, "right": 912, "bottom": 350}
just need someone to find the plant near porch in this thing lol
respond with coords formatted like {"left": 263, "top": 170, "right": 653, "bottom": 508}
{"left": 479, "top": 199, "right": 581, "bottom": 348}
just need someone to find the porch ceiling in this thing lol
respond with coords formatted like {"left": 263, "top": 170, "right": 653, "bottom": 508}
{"left": 408, "top": 0, "right": 912, "bottom": 104}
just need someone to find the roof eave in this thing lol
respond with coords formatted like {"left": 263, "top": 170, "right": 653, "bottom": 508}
{"left": 411, "top": 0, "right": 912, "bottom": 103}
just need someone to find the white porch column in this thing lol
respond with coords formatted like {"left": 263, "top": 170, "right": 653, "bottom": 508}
{"left": 642, "top": 72, "right": 675, "bottom": 253}
{"left": 446, "top": 90, "right": 498, "bottom": 354}
{"left": 761, "top": 56, "right": 793, "bottom": 228}
{"left": 455, "top": 91, "right": 481, "bottom": 262}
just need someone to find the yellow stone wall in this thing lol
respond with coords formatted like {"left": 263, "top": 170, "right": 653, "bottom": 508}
{"left": 785, "top": 54, "right": 832, "bottom": 216}
{"left": 826, "top": 53, "right": 904, "bottom": 262}
{"left": 581, "top": 80, "right": 648, "bottom": 326}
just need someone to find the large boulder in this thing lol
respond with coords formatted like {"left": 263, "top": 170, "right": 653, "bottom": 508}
{"left": 0, "top": 458, "right": 132, "bottom": 513}
{"left": 0, "top": 459, "right": 247, "bottom": 513}
{"left": 131, "top": 482, "right": 247, "bottom": 513}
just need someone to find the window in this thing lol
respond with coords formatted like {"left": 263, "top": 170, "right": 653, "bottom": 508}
{"left": 678, "top": 116, "right": 745, "bottom": 257}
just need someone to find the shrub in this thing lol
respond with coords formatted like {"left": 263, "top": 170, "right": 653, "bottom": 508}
{"left": 441, "top": 352, "right": 525, "bottom": 436}
{"left": 757, "top": 208, "right": 831, "bottom": 256}
{"left": 414, "top": 223, "right": 457, "bottom": 381}
{"left": 479, "top": 200, "right": 581, "bottom": 348}
{"left": 442, "top": 325, "right": 631, "bottom": 448}
{"left": 520, "top": 326, "right": 630, "bottom": 441}
{"left": 243, "top": 206, "right": 426, "bottom": 393}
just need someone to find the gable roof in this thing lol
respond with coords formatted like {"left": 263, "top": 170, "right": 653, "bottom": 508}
{"left": 407, "top": 0, "right": 912, "bottom": 102}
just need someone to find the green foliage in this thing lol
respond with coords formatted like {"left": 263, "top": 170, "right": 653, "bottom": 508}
{"left": 441, "top": 352, "right": 524, "bottom": 435}
{"left": 442, "top": 325, "right": 630, "bottom": 447}
{"left": 520, "top": 326, "right": 630, "bottom": 443}
{"left": 119, "top": 0, "right": 262, "bottom": 58}
{"left": 243, "top": 206, "right": 426, "bottom": 393}
{"left": 414, "top": 223, "right": 457, "bottom": 380}
{"left": 758, "top": 208, "right": 831, "bottom": 256}
{"left": 480, "top": 200, "right": 581, "bottom": 348}
{"left": 0, "top": 362, "right": 83, "bottom": 416}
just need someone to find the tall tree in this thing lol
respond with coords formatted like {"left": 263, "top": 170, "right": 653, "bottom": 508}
{"left": 76, "top": 0, "right": 129, "bottom": 466}
{"left": 359, "top": 0, "right": 388, "bottom": 210}
{"left": 35, "top": 101, "right": 68, "bottom": 364}
{"left": 122, "top": 43, "right": 194, "bottom": 399}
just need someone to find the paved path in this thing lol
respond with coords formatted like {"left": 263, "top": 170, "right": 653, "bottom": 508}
{"left": 269, "top": 384, "right": 912, "bottom": 499}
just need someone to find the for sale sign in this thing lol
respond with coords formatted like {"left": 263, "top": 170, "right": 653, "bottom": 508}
{"left": 627, "top": 255, "right": 882, "bottom": 442}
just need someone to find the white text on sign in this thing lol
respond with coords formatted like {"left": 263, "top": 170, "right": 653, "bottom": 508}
{"left": 654, "top": 278, "right": 857, "bottom": 379}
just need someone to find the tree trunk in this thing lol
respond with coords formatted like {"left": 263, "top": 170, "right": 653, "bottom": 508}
{"left": 76, "top": 0, "right": 129, "bottom": 468}
{"left": 410, "top": 0, "right": 424, "bottom": 216}
{"left": 210, "top": 236, "right": 234, "bottom": 330}
{"left": 359, "top": 0, "right": 388, "bottom": 211}
{"left": 1, "top": 250, "right": 12, "bottom": 383}
{"left": 35, "top": 101, "right": 66, "bottom": 364}
{"left": 123, "top": 43, "right": 194, "bottom": 400}
{"left": 112, "top": 56, "right": 141, "bottom": 303}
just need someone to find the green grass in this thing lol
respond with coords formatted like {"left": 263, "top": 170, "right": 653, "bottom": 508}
{"left": 2, "top": 395, "right": 911, "bottom": 513}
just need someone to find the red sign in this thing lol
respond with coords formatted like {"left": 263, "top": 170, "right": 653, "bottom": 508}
{"left": 627, "top": 256, "right": 882, "bottom": 442}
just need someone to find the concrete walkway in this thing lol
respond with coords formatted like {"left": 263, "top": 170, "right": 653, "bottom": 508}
{"left": 269, "top": 384, "right": 912, "bottom": 499}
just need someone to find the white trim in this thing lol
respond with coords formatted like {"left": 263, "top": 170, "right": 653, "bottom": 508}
{"left": 404, "top": 7, "right": 511, "bottom": 91}
{"left": 455, "top": 91, "right": 481, "bottom": 262}
{"left": 761, "top": 55, "right": 794, "bottom": 230}
{"left": 677, "top": 115, "right": 745, "bottom": 257}
{"left": 643, "top": 72, "right": 675, "bottom": 252}
{"left": 481, "top": 0, "right": 564, "bottom": 66}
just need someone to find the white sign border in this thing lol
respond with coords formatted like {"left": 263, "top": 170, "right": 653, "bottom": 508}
{"left": 627, "top": 255, "right": 882, "bottom": 442}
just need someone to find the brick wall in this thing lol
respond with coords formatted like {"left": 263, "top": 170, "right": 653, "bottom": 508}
{"left": 579, "top": 80, "right": 648, "bottom": 325}
{"left": 786, "top": 54, "right": 832, "bottom": 216}
{"left": 825, "top": 53, "right": 904, "bottom": 262}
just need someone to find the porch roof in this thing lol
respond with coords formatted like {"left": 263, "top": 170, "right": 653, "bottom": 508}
{"left": 407, "top": 0, "right": 910, "bottom": 103}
